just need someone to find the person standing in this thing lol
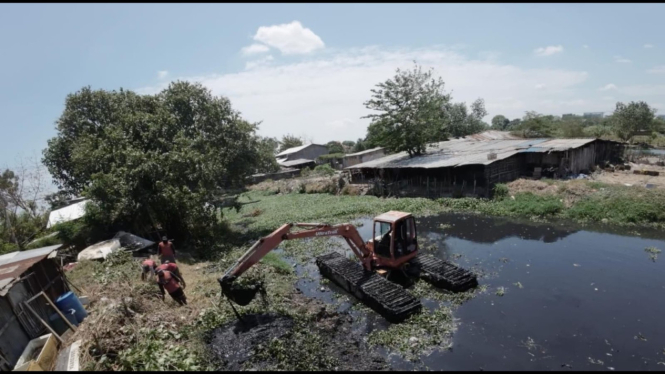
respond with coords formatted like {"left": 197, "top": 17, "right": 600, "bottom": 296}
{"left": 158, "top": 236, "right": 176, "bottom": 264}
{"left": 155, "top": 268, "right": 187, "bottom": 305}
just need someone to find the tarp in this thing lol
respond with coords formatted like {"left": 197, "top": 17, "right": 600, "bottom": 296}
{"left": 77, "top": 239, "right": 121, "bottom": 261}
{"left": 113, "top": 231, "right": 155, "bottom": 251}
{"left": 77, "top": 232, "right": 156, "bottom": 261}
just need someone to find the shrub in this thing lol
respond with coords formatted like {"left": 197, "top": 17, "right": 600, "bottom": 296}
{"left": 310, "top": 164, "right": 335, "bottom": 177}
{"left": 497, "top": 193, "right": 564, "bottom": 217}
{"left": 492, "top": 184, "right": 509, "bottom": 200}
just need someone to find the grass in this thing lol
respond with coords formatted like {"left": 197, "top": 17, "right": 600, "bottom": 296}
{"left": 435, "top": 181, "right": 665, "bottom": 228}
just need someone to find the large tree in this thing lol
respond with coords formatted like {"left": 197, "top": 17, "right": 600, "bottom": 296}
{"left": 42, "top": 82, "right": 275, "bottom": 242}
{"left": 363, "top": 64, "right": 452, "bottom": 156}
{"left": 278, "top": 134, "right": 304, "bottom": 153}
{"left": 491, "top": 115, "right": 510, "bottom": 130}
{"left": 612, "top": 101, "right": 656, "bottom": 142}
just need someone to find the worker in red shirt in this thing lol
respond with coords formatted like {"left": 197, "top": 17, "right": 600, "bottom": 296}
{"left": 140, "top": 258, "right": 157, "bottom": 281}
{"left": 155, "top": 268, "right": 187, "bottom": 305}
{"left": 158, "top": 236, "right": 176, "bottom": 264}
{"left": 156, "top": 260, "right": 185, "bottom": 288}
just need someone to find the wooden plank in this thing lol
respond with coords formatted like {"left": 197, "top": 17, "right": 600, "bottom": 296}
{"left": 23, "top": 302, "right": 63, "bottom": 344}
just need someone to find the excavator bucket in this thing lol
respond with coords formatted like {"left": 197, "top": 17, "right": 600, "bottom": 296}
{"left": 219, "top": 276, "right": 265, "bottom": 306}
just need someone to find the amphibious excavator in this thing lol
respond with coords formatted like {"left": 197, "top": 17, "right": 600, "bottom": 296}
{"left": 219, "top": 211, "right": 478, "bottom": 323}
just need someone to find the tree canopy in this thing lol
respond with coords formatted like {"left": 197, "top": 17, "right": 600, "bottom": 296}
{"left": 279, "top": 134, "right": 304, "bottom": 153}
{"left": 326, "top": 141, "right": 345, "bottom": 154}
{"left": 491, "top": 115, "right": 510, "bottom": 130}
{"left": 42, "top": 82, "right": 276, "bottom": 242}
{"left": 612, "top": 101, "right": 656, "bottom": 142}
{"left": 363, "top": 64, "right": 452, "bottom": 157}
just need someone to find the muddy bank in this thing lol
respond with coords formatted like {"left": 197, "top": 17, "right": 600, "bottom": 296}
{"left": 208, "top": 294, "right": 388, "bottom": 371}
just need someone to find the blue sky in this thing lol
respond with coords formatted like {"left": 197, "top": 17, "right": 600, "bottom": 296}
{"left": 1, "top": 3, "right": 664, "bottom": 174}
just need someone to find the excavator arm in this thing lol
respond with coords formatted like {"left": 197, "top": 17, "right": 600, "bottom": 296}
{"left": 219, "top": 222, "right": 371, "bottom": 306}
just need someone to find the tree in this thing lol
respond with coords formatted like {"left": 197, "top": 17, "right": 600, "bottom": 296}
{"left": 512, "top": 111, "right": 555, "bottom": 138}
{"left": 491, "top": 115, "right": 510, "bottom": 130}
{"left": 42, "top": 82, "right": 272, "bottom": 243}
{"left": 279, "top": 134, "right": 303, "bottom": 153}
{"left": 1, "top": 160, "right": 50, "bottom": 251}
{"left": 326, "top": 141, "right": 345, "bottom": 154}
{"left": 351, "top": 138, "right": 367, "bottom": 153}
{"left": 559, "top": 120, "right": 585, "bottom": 138}
{"left": 363, "top": 64, "right": 452, "bottom": 157}
{"left": 256, "top": 137, "right": 281, "bottom": 173}
{"left": 446, "top": 98, "right": 489, "bottom": 138}
{"left": 612, "top": 101, "right": 656, "bottom": 142}
{"left": 44, "top": 190, "right": 74, "bottom": 210}
{"left": 342, "top": 140, "right": 356, "bottom": 148}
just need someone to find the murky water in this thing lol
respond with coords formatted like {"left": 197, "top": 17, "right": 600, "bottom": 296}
{"left": 287, "top": 213, "right": 665, "bottom": 371}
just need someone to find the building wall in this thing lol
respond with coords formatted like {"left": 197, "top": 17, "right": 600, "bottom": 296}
{"left": 286, "top": 145, "right": 329, "bottom": 161}
{"left": 343, "top": 149, "right": 386, "bottom": 168}
{"left": 0, "top": 258, "right": 70, "bottom": 369}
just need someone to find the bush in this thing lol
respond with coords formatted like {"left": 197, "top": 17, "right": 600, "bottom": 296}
{"left": 53, "top": 220, "right": 91, "bottom": 249}
{"left": 492, "top": 184, "right": 509, "bottom": 200}
{"left": 340, "top": 185, "right": 361, "bottom": 196}
{"left": 497, "top": 193, "right": 564, "bottom": 217}
{"left": 311, "top": 164, "right": 335, "bottom": 176}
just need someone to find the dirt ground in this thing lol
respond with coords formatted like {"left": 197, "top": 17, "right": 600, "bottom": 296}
{"left": 592, "top": 162, "right": 665, "bottom": 189}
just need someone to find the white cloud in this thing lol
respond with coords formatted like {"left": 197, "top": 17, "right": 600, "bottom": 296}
{"left": 245, "top": 55, "right": 274, "bottom": 70}
{"left": 241, "top": 43, "right": 270, "bottom": 56}
{"left": 647, "top": 65, "right": 665, "bottom": 74}
{"left": 252, "top": 21, "right": 324, "bottom": 55}
{"left": 533, "top": 45, "right": 563, "bottom": 56}
{"left": 599, "top": 84, "right": 618, "bottom": 91}
{"left": 644, "top": 44, "right": 654, "bottom": 49}
{"left": 583, "top": 45, "right": 589, "bottom": 49}
{"left": 534, "top": 84, "right": 546, "bottom": 90}
{"left": 157, "top": 70, "right": 169, "bottom": 79}
{"left": 602, "top": 96, "right": 615, "bottom": 101}
{"left": 614, "top": 55, "right": 632, "bottom": 63}
{"left": 137, "top": 46, "right": 589, "bottom": 143}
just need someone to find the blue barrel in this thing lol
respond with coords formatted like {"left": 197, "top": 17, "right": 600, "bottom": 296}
{"left": 55, "top": 291, "right": 88, "bottom": 323}
{"left": 49, "top": 309, "right": 78, "bottom": 335}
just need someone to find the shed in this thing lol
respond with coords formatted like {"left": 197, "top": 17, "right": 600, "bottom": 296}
{"left": 347, "top": 133, "right": 625, "bottom": 198}
{"left": 0, "top": 245, "right": 70, "bottom": 370}
{"left": 342, "top": 147, "right": 385, "bottom": 168}
{"left": 276, "top": 144, "right": 329, "bottom": 162}
{"left": 276, "top": 158, "right": 317, "bottom": 169}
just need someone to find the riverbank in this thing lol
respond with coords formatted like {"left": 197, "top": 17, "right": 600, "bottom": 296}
{"left": 62, "top": 178, "right": 665, "bottom": 371}
{"left": 249, "top": 176, "right": 665, "bottom": 229}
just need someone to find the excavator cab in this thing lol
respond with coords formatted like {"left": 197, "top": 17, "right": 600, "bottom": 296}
{"left": 371, "top": 211, "right": 419, "bottom": 267}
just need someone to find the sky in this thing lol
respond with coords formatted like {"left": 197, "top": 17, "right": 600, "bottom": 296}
{"left": 1, "top": 3, "right": 665, "bottom": 177}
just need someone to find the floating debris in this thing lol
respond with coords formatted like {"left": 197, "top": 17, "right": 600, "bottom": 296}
{"left": 573, "top": 263, "right": 581, "bottom": 267}
{"left": 496, "top": 287, "right": 506, "bottom": 297}
{"left": 513, "top": 282, "right": 524, "bottom": 289}
{"left": 588, "top": 357, "right": 605, "bottom": 365}
{"left": 645, "top": 246, "right": 662, "bottom": 262}
{"left": 635, "top": 333, "right": 647, "bottom": 342}
{"left": 499, "top": 258, "right": 509, "bottom": 263}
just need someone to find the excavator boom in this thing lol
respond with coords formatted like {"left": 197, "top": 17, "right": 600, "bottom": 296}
{"left": 219, "top": 222, "right": 372, "bottom": 305}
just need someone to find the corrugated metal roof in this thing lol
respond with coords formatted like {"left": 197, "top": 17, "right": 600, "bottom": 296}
{"left": 464, "top": 131, "right": 521, "bottom": 141}
{"left": 0, "top": 244, "right": 62, "bottom": 295}
{"left": 344, "top": 147, "right": 384, "bottom": 157}
{"left": 275, "top": 143, "right": 325, "bottom": 157}
{"left": 47, "top": 199, "right": 90, "bottom": 228}
{"left": 277, "top": 158, "right": 315, "bottom": 167}
{"left": 347, "top": 137, "right": 600, "bottom": 170}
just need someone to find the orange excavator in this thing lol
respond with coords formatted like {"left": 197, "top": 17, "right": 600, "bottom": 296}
{"left": 219, "top": 211, "right": 477, "bottom": 322}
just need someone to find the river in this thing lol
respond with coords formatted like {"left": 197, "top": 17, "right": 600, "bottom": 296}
{"left": 291, "top": 213, "right": 665, "bottom": 371}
